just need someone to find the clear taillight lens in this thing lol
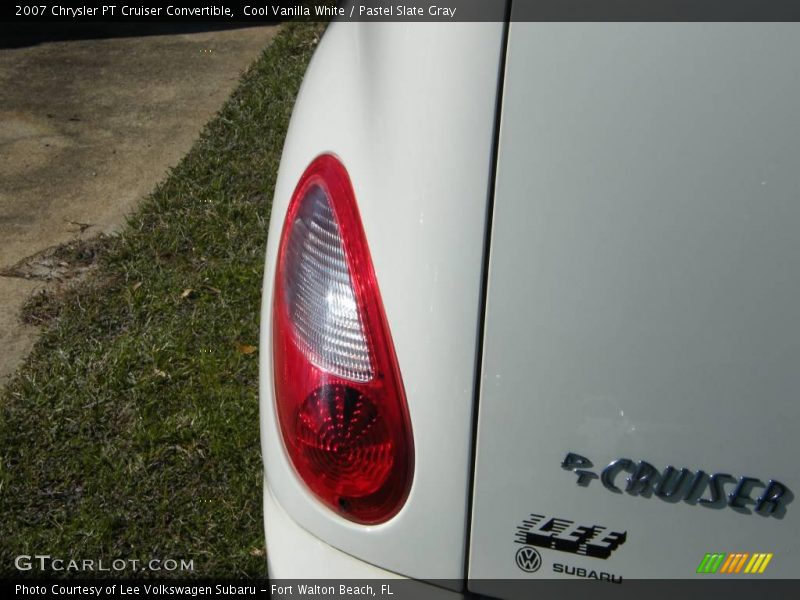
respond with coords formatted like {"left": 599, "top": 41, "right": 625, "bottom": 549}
{"left": 272, "top": 154, "right": 413, "bottom": 524}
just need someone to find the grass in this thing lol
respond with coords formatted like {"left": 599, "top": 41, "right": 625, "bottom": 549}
{"left": 0, "top": 20, "right": 326, "bottom": 578}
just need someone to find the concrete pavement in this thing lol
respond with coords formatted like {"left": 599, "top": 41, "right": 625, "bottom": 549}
{"left": 0, "top": 25, "right": 278, "bottom": 381}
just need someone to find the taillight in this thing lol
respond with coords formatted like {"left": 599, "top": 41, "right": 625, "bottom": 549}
{"left": 272, "top": 154, "right": 413, "bottom": 524}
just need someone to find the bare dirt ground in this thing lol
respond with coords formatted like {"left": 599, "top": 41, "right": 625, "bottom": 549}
{"left": 0, "top": 25, "right": 278, "bottom": 381}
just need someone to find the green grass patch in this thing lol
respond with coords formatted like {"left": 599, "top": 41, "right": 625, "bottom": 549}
{"left": 0, "top": 21, "right": 326, "bottom": 578}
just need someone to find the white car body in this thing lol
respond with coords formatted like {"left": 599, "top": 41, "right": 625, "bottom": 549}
{"left": 260, "top": 17, "right": 799, "bottom": 590}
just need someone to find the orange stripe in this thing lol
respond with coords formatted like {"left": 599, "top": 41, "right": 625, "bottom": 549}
{"left": 720, "top": 553, "right": 737, "bottom": 573}
{"left": 734, "top": 553, "right": 749, "bottom": 573}
{"left": 728, "top": 552, "right": 742, "bottom": 573}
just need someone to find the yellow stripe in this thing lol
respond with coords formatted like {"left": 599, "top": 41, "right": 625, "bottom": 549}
{"left": 720, "top": 553, "right": 737, "bottom": 573}
{"left": 744, "top": 554, "right": 759, "bottom": 573}
{"left": 734, "top": 553, "right": 749, "bottom": 573}
{"left": 749, "top": 554, "right": 766, "bottom": 573}
{"left": 758, "top": 553, "right": 773, "bottom": 573}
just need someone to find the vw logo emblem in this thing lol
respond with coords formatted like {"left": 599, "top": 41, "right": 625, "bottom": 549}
{"left": 515, "top": 546, "right": 542, "bottom": 573}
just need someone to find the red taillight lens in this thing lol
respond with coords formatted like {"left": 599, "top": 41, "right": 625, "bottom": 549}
{"left": 272, "top": 154, "right": 413, "bottom": 524}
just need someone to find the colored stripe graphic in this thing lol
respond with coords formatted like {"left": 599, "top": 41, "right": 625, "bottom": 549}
{"left": 696, "top": 554, "right": 712, "bottom": 573}
{"left": 699, "top": 552, "right": 774, "bottom": 574}
{"left": 734, "top": 553, "right": 749, "bottom": 573}
{"left": 720, "top": 553, "right": 749, "bottom": 573}
{"left": 719, "top": 553, "right": 736, "bottom": 573}
{"left": 759, "top": 553, "right": 774, "bottom": 573}
{"left": 744, "top": 553, "right": 774, "bottom": 574}
{"left": 697, "top": 553, "right": 726, "bottom": 573}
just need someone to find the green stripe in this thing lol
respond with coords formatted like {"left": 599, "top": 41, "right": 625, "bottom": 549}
{"left": 697, "top": 553, "right": 727, "bottom": 573}
{"left": 709, "top": 553, "right": 726, "bottom": 573}
{"left": 696, "top": 554, "right": 713, "bottom": 573}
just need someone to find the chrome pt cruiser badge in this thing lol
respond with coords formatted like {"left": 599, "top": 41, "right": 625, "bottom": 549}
{"left": 561, "top": 452, "right": 791, "bottom": 517}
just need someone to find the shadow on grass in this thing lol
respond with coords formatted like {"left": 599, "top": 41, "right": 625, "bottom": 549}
{"left": 0, "top": 20, "right": 327, "bottom": 579}
{"left": 0, "top": 22, "right": 284, "bottom": 49}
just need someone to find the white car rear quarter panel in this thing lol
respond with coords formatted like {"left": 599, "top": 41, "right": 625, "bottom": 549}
{"left": 260, "top": 22, "right": 504, "bottom": 579}
{"left": 469, "top": 22, "right": 800, "bottom": 583}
